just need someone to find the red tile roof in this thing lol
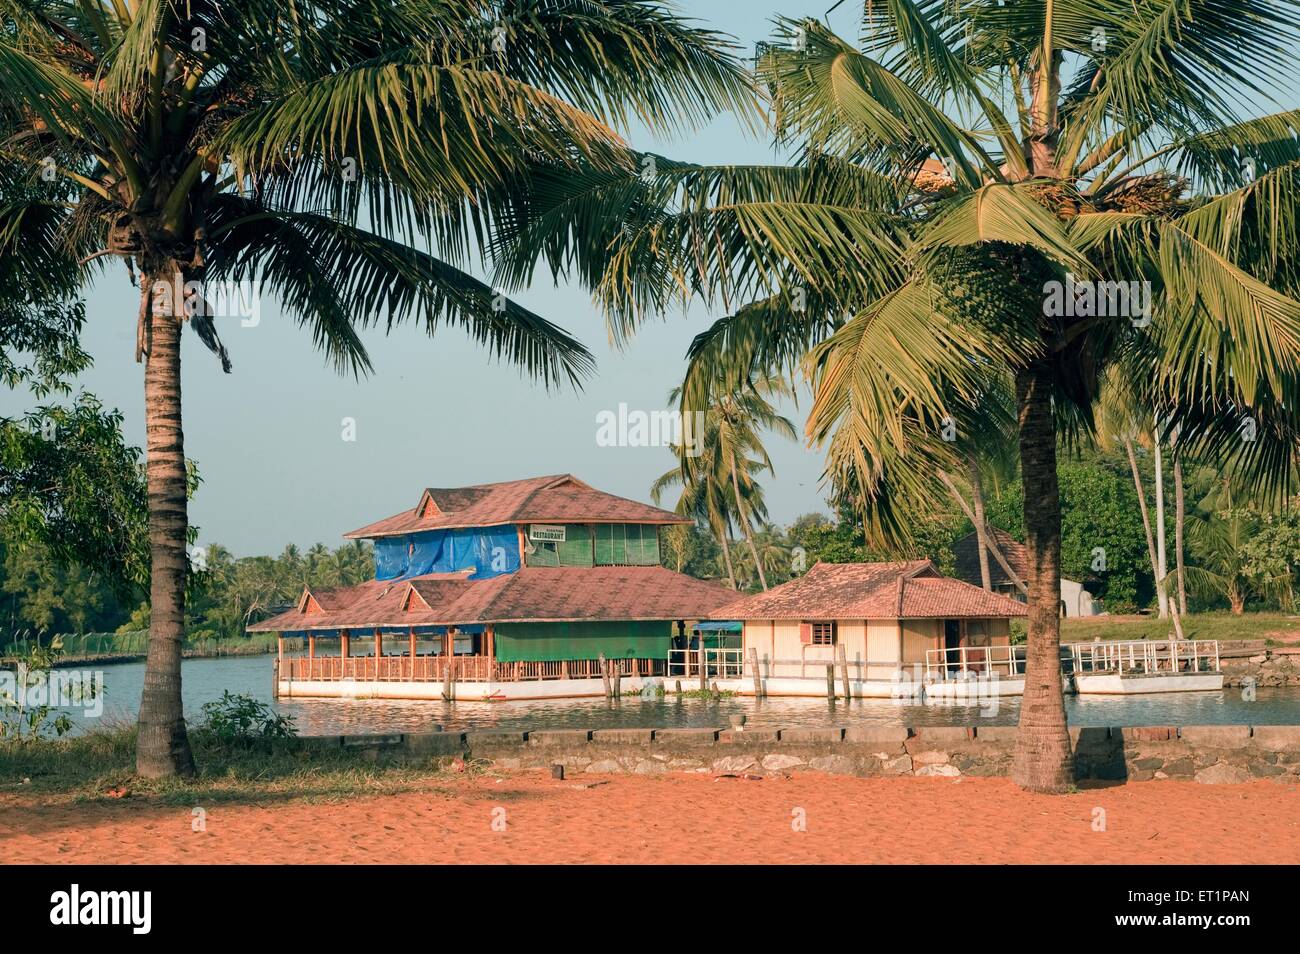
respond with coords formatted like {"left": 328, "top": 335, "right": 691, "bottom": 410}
{"left": 711, "top": 561, "right": 1027, "bottom": 620}
{"left": 344, "top": 474, "right": 689, "bottom": 539}
{"left": 248, "top": 566, "right": 734, "bottom": 632}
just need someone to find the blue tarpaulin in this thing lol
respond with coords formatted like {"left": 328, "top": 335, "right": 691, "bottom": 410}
{"left": 374, "top": 537, "right": 410, "bottom": 579}
{"left": 373, "top": 525, "right": 520, "bottom": 581}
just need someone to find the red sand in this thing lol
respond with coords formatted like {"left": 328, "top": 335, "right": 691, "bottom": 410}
{"left": 2, "top": 773, "right": 1298, "bottom": 864}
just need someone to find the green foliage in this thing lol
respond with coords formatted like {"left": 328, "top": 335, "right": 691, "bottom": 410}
{"left": 0, "top": 538, "right": 372, "bottom": 645}
{"left": 1236, "top": 508, "right": 1300, "bottom": 609}
{"left": 0, "top": 396, "right": 154, "bottom": 598}
{"left": 197, "top": 692, "right": 297, "bottom": 747}
{"left": 0, "top": 638, "right": 99, "bottom": 742}
{"left": 791, "top": 504, "right": 962, "bottom": 576}
{"left": 984, "top": 453, "right": 1153, "bottom": 612}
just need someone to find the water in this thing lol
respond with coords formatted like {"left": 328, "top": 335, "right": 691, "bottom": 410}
{"left": 33, "top": 654, "right": 1300, "bottom": 737}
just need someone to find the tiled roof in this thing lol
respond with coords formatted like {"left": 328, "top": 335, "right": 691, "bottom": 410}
{"left": 344, "top": 474, "right": 689, "bottom": 539}
{"left": 952, "top": 527, "right": 1028, "bottom": 588}
{"left": 248, "top": 566, "right": 734, "bottom": 632}
{"left": 711, "top": 561, "right": 1027, "bottom": 621}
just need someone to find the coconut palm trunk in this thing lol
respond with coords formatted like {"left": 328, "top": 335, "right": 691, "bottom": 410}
{"left": 1153, "top": 423, "right": 1170, "bottom": 618}
{"left": 730, "top": 451, "right": 769, "bottom": 590}
{"left": 1173, "top": 446, "right": 1189, "bottom": 616}
{"left": 968, "top": 455, "right": 992, "bottom": 590}
{"left": 714, "top": 515, "right": 737, "bottom": 589}
{"left": 1124, "top": 439, "right": 1165, "bottom": 616}
{"left": 1010, "top": 364, "right": 1072, "bottom": 793}
{"left": 136, "top": 266, "right": 196, "bottom": 777}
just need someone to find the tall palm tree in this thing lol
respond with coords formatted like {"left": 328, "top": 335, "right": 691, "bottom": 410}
{"left": 652, "top": 455, "right": 738, "bottom": 587}
{"left": 661, "top": 372, "right": 795, "bottom": 591}
{"left": 0, "top": 0, "right": 752, "bottom": 776}
{"left": 501, "top": 2, "right": 1300, "bottom": 792}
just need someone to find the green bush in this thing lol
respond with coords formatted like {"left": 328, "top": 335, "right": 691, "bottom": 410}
{"left": 197, "top": 691, "right": 296, "bottom": 746}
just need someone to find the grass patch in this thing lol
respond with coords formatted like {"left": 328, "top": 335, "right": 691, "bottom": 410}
{"left": 0, "top": 727, "right": 467, "bottom": 807}
{"left": 1061, "top": 611, "right": 1300, "bottom": 644}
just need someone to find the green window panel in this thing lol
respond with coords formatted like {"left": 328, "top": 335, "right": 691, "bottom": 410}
{"left": 494, "top": 620, "right": 671, "bottom": 662}
{"left": 593, "top": 523, "right": 615, "bottom": 563}
{"left": 557, "top": 524, "right": 593, "bottom": 566}
{"left": 527, "top": 539, "right": 559, "bottom": 566}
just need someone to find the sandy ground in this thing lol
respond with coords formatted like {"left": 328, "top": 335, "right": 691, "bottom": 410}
{"left": 2, "top": 773, "right": 1298, "bottom": 864}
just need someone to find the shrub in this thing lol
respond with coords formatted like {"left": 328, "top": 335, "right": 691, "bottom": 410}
{"left": 197, "top": 691, "right": 296, "bottom": 746}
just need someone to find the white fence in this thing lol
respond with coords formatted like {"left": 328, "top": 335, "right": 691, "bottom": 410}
{"left": 1069, "top": 639, "right": 1220, "bottom": 675}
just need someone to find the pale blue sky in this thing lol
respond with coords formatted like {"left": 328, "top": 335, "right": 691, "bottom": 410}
{"left": 1, "top": 2, "right": 865, "bottom": 556}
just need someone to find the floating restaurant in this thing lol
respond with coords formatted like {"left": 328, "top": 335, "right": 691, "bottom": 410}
{"left": 249, "top": 475, "right": 734, "bottom": 701}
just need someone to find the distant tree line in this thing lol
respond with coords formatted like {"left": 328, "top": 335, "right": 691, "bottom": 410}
{"left": 0, "top": 539, "right": 372, "bottom": 647}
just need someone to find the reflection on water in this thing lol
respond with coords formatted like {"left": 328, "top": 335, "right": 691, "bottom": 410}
{"left": 47, "top": 653, "right": 1300, "bottom": 736}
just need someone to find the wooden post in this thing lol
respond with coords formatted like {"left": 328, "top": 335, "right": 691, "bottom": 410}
{"left": 599, "top": 652, "right": 612, "bottom": 698}
{"left": 749, "top": 647, "right": 763, "bottom": 698}
{"left": 697, "top": 640, "right": 707, "bottom": 692}
{"left": 408, "top": 627, "right": 416, "bottom": 681}
{"left": 341, "top": 629, "right": 350, "bottom": 658}
{"left": 441, "top": 628, "right": 455, "bottom": 701}
{"left": 277, "top": 635, "right": 284, "bottom": 672}
{"left": 838, "top": 643, "right": 850, "bottom": 701}
{"left": 826, "top": 663, "right": 836, "bottom": 700}
{"left": 271, "top": 656, "right": 279, "bottom": 699}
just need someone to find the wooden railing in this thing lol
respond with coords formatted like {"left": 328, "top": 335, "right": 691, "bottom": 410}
{"left": 281, "top": 655, "right": 664, "bottom": 684}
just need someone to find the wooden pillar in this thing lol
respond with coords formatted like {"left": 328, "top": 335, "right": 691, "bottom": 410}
{"left": 341, "top": 629, "right": 351, "bottom": 658}
{"left": 308, "top": 634, "right": 316, "bottom": 660}
{"left": 374, "top": 629, "right": 383, "bottom": 657}
{"left": 408, "top": 627, "right": 416, "bottom": 681}
{"left": 277, "top": 635, "right": 284, "bottom": 667}
{"left": 838, "top": 642, "right": 851, "bottom": 701}
{"left": 441, "top": 627, "right": 455, "bottom": 701}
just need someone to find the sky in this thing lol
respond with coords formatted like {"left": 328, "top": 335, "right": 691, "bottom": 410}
{"left": 0, "top": 2, "right": 868, "bottom": 558}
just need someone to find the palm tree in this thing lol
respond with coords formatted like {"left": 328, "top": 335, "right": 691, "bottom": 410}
{"left": 658, "top": 372, "right": 795, "bottom": 591}
{"left": 652, "top": 436, "right": 739, "bottom": 588}
{"left": 504, "top": 3, "right": 1300, "bottom": 792}
{"left": 0, "top": 0, "right": 752, "bottom": 776}
{"left": 1186, "top": 479, "right": 1291, "bottom": 613}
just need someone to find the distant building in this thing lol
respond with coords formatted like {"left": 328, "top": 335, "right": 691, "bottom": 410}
{"left": 249, "top": 474, "right": 733, "bottom": 701}
{"left": 953, "top": 526, "right": 1100, "bottom": 617}
{"left": 708, "top": 560, "right": 1029, "bottom": 697}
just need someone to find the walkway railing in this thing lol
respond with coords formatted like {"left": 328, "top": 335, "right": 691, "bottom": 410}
{"left": 1070, "top": 639, "right": 1220, "bottom": 675}
{"left": 925, "top": 645, "right": 1026, "bottom": 681}
{"left": 925, "top": 645, "right": 1080, "bottom": 681}
{"left": 667, "top": 647, "right": 745, "bottom": 678}
{"left": 281, "top": 655, "right": 664, "bottom": 683}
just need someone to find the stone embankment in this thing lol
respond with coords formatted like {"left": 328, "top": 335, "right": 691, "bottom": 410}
{"left": 307, "top": 723, "right": 1300, "bottom": 784}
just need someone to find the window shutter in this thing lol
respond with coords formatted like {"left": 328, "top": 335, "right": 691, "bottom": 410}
{"left": 799, "top": 622, "right": 812, "bottom": 644}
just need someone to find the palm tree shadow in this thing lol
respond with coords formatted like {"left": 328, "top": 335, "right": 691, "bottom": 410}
{"left": 1073, "top": 726, "right": 1129, "bottom": 787}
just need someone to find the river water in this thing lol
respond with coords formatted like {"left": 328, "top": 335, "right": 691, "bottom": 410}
{"left": 37, "top": 654, "right": 1300, "bottom": 736}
